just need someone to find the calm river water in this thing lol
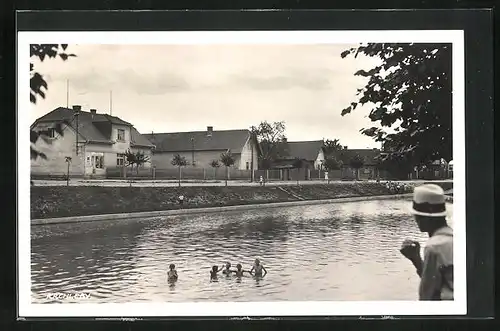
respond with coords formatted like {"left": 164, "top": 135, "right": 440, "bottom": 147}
{"left": 31, "top": 198, "right": 453, "bottom": 303}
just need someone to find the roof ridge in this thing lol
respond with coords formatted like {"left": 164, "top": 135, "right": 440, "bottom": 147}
{"left": 145, "top": 129, "right": 249, "bottom": 135}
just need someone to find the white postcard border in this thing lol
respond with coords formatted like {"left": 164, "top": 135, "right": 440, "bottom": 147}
{"left": 18, "top": 30, "right": 466, "bottom": 317}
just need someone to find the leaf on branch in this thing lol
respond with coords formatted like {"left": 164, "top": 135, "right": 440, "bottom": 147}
{"left": 340, "top": 49, "right": 352, "bottom": 58}
{"left": 341, "top": 106, "right": 352, "bottom": 116}
{"left": 354, "top": 69, "right": 370, "bottom": 77}
{"left": 30, "top": 130, "right": 39, "bottom": 143}
{"left": 61, "top": 44, "right": 68, "bottom": 50}
{"left": 30, "top": 146, "right": 47, "bottom": 160}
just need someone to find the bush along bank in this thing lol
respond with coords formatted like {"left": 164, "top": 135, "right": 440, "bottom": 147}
{"left": 30, "top": 181, "right": 452, "bottom": 220}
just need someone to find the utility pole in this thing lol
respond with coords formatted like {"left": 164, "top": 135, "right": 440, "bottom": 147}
{"left": 66, "top": 79, "right": 69, "bottom": 108}
{"left": 250, "top": 132, "right": 254, "bottom": 182}
{"left": 109, "top": 90, "right": 113, "bottom": 115}
{"left": 74, "top": 109, "right": 80, "bottom": 155}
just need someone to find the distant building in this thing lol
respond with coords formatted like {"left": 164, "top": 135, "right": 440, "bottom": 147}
{"left": 143, "top": 126, "right": 260, "bottom": 171}
{"left": 331, "top": 148, "right": 382, "bottom": 180}
{"left": 268, "top": 139, "right": 325, "bottom": 180}
{"left": 31, "top": 105, "right": 154, "bottom": 178}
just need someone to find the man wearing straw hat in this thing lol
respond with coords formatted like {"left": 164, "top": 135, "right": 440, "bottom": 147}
{"left": 400, "top": 184, "right": 454, "bottom": 300}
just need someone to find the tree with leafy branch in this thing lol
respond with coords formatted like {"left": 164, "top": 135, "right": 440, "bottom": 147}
{"left": 219, "top": 151, "right": 235, "bottom": 187}
{"left": 349, "top": 154, "right": 365, "bottom": 181}
{"left": 292, "top": 158, "right": 303, "bottom": 186}
{"left": 209, "top": 160, "right": 221, "bottom": 180}
{"left": 171, "top": 154, "right": 188, "bottom": 187}
{"left": 340, "top": 43, "right": 452, "bottom": 168}
{"left": 30, "top": 44, "right": 77, "bottom": 160}
{"left": 250, "top": 121, "right": 286, "bottom": 170}
{"left": 322, "top": 138, "right": 344, "bottom": 157}
{"left": 124, "top": 150, "right": 137, "bottom": 173}
{"left": 322, "top": 157, "right": 342, "bottom": 184}
{"left": 124, "top": 150, "right": 150, "bottom": 174}
{"left": 135, "top": 151, "right": 150, "bottom": 173}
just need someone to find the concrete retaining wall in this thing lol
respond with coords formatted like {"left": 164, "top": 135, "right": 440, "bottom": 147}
{"left": 32, "top": 193, "right": 414, "bottom": 226}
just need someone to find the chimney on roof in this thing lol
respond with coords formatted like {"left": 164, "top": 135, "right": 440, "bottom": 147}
{"left": 90, "top": 109, "right": 97, "bottom": 115}
{"left": 343, "top": 146, "right": 348, "bottom": 150}
{"left": 72, "top": 105, "right": 81, "bottom": 112}
{"left": 207, "top": 126, "right": 213, "bottom": 137}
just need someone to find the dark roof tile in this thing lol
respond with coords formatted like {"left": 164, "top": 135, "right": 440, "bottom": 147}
{"left": 332, "top": 148, "right": 381, "bottom": 166}
{"left": 144, "top": 129, "right": 251, "bottom": 153}
{"left": 32, "top": 107, "right": 152, "bottom": 147}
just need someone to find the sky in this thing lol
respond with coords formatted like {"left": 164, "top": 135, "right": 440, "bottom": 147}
{"left": 31, "top": 43, "right": 384, "bottom": 149}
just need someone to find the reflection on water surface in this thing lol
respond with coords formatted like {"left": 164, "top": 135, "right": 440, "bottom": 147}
{"left": 31, "top": 199, "right": 453, "bottom": 303}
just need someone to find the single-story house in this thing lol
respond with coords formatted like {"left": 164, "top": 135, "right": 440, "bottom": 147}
{"left": 331, "top": 148, "right": 382, "bottom": 180}
{"left": 143, "top": 126, "right": 260, "bottom": 172}
{"left": 30, "top": 105, "right": 155, "bottom": 178}
{"left": 268, "top": 139, "right": 325, "bottom": 180}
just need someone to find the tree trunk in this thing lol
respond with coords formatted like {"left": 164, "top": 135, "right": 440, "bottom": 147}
{"left": 225, "top": 167, "right": 228, "bottom": 186}
{"left": 66, "top": 162, "right": 70, "bottom": 186}
{"left": 178, "top": 167, "right": 181, "bottom": 187}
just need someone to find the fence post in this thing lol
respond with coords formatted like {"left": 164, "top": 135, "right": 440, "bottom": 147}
{"left": 266, "top": 169, "right": 269, "bottom": 181}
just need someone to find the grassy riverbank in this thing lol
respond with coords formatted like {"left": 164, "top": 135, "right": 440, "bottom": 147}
{"left": 31, "top": 181, "right": 453, "bottom": 219}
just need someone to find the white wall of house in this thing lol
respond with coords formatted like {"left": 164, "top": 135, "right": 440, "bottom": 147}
{"left": 239, "top": 137, "right": 259, "bottom": 171}
{"left": 151, "top": 150, "right": 232, "bottom": 169}
{"left": 314, "top": 149, "right": 325, "bottom": 169}
{"left": 31, "top": 123, "right": 85, "bottom": 176}
{"left": 31, "top": 122, "right": 152, "bottom": 177}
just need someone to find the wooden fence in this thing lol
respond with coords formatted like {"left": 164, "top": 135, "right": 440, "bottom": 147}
{"left": 105, "top": 167, "right": 347, "bottom": 181}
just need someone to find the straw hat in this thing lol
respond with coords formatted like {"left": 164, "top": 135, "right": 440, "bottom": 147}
{"left": 410, "top": 184, "right": 447, "bottom": 217}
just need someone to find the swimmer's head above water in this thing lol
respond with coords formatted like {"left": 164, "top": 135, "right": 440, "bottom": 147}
{"left": 225, "top": 262, "right": 231, "bottom": 269}
{"left": 254, "top": 259, "right": 260, "bottom": 266}
{"left": 236, "top": 264, "right": 242, "bottom": 270}
{"left": 169, "top": 264, "right": 175, "bottom": 270}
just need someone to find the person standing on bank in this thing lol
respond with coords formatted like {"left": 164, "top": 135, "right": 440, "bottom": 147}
{"left": 400, "top": 184, "right": 453, "bottom": 300}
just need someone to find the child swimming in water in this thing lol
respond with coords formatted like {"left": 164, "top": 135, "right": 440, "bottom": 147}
{"left": 250, "top": 259, "right": 267, "bottom": 277}
{"left": 167, "top": 264, "right": 178, "bottom": 281}
{"left": 222, "top": 262, "right": 233, "bottom": 276}
{"left": 210, "top": 265, "right": 224, "bottom": 280}
{"left": 232, "top": 263, "right": 249, "bottom": 277}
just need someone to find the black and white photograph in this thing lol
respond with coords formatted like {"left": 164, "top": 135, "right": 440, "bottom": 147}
{"left": 18, "top": 29, "right": 466, "bottom": 317}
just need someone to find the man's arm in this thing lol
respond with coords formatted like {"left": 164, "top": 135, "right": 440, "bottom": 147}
{"left": 418, "top": 247, "right": 442, "bottom": 300}
{"left": 262, "top": 266, "right": 268, "bottom": 276}
{"left": 412, "top": 257, "right": 424, "bottom": 277}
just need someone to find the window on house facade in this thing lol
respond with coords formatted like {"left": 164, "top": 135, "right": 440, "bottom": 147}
{"left": 47, "top": 128, "right": 56, "bottom": 138}
{"left": 117, "top": 153, "right": 125, "bottom": 166}
{"left": 246, "top": 162, "right": 250, "bottom": 170}
{"left": 117, "top": 129, "right": 125, "bottom": 141}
